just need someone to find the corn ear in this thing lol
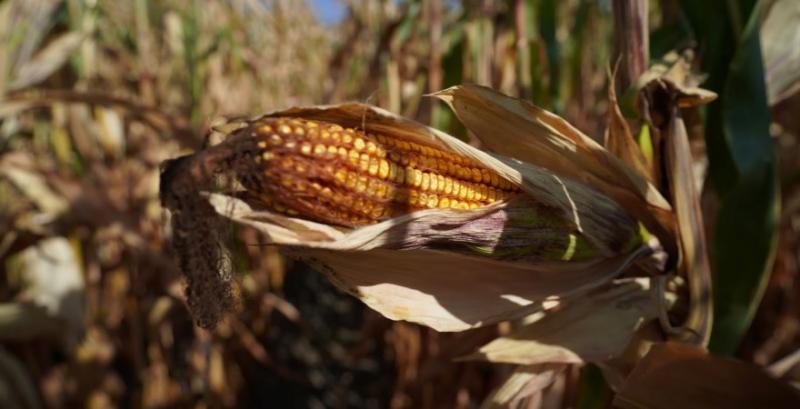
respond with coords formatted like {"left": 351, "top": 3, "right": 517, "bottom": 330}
{"left": 244, "top": 117, "right": 518, "bottom": 227}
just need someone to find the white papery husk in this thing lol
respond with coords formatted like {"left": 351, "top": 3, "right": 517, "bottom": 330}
{"left": 205, "top": 101, "right": 662, "bottom": 332}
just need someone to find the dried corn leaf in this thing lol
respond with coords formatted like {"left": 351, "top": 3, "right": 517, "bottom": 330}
{"left": 640, "top": 63, "right": 714, "bottom": 346}
{"left": 459, "top": 278, "right": 669, "bottom": 364}
{"left": 614, "top": 342, "right": 800, "bottom": 409}
{"left": 9, "top": 32, "right": 84, "bottom": 91}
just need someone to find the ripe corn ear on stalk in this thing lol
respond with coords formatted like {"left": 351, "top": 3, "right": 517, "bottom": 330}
{"left": 161, "top": 95, "right": 657, "bottom": 331}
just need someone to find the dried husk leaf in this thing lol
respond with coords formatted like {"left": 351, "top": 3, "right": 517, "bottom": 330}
{"left": 458, "top": 278, "right": 672, "bottom": 364}
{"left": 195, "top": 102, "right": 652, "bottom": 331}
{"left": 614, "top": 342, "right": 800, "bottom": 409}
{"left": 640, "top": 64, "right": 714, "bottom": 346}
{"left": 431, "top": 84, "right": 677, "bottom": 255}
{"left": 207, "top": 196, "right": 651, "bottom": 332}
{"left": 605, "top": 66, "right": 652, "bottom": 182}
{"left": 480, "top": 364, "right": 566, "bottom": 409}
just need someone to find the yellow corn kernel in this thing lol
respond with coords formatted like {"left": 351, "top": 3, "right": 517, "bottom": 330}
{"left": 250, "top": 117, "right": 519, "bottom": 226}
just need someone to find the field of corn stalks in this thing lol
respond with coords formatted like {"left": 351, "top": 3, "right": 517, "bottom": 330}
{"left": 2, "top": 0, "right": 800, "bottom": 408}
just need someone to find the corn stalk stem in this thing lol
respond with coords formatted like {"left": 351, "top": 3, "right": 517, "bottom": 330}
{"left": 612, "top": 0, "right": 649, "bottom": 94}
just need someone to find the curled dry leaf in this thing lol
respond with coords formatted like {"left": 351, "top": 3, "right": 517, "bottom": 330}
{"left": 459, "top": 278, "right": 673, "bottom": 365}
{"left": 160, "top": 95, "right": 662, "bottom": 332}
{"left": 639, "top": 55, "right": 715, "bottom": 346}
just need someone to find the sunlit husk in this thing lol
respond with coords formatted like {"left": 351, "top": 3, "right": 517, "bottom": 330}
{"left": 205, "top": 102, "right": 652, "bottom": 331}
{"left": 459, "top": 278, "right": 675, "bottom": 365}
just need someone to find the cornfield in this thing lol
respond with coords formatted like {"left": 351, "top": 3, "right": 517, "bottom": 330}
{"left": 1, "top": 0, "right": 799, "bottom": 408}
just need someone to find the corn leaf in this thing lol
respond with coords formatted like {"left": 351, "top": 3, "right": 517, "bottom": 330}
{"left": 680, "top": 1, "right": 780, "bottom": 355}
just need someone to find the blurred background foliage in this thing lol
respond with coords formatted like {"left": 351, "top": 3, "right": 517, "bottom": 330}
{"left": 0, "top": 0, "right": 798, "bottom": 408}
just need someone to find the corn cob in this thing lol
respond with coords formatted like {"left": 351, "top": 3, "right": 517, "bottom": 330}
{"left": 243, "top": 117, "right": 519, "bottom": 227}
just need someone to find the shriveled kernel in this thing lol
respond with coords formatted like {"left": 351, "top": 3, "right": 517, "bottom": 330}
{"left": 366, "top": 178, "right": 381, "bottom": 196}
{"left": 395, "top": 167, "right": 405, "bottom": 184}
{"left": 490, "top": 173, "right": 500, "bottom": 187}
{"left": 477, "top": 185, "right": 487, "bottom": 201}
{"left": 378, "top": 160, "right": 390, "bottom": 179}
{"left": 411, "top": 169, "right": 423, "bottom": 187}
{"left": 356, "top": 175, "right": 368, "bottom": 193}
{"left": 408, "top": 189, "right": 419, "bottom": 206}
{"left": 359, "top": 153, "right": 370, "bottom": 172}
{"left": 421, "top": 173, "right": 430, "bottom": 191}
{"left": 419, "top": 192, "right": 429, "bottom": 206}
{"left": 481, "top": 169, "right": 491, "bottom": 184}
{"left": 348, "top": 149, "right": 359, "bottom": 165}
{"left": 471, "top": 168, "right": 483, "bottom": 183}
{"left": 487, "top": 188, "right": 497, "bottom": 202}
{"left": 457, "top": 184, "right": 468, "bottom": 199}
{"left": 404, "top": 167, "right": 415, "bottom": 186}
{"left": 376, "top": 183, "right": 388, "bottom": 198}
{"left": 426, "top": 194, "right": 439, "bottom": 208}
{"left": 368, "top": 157, "right": 380, "bottom": 176}
{"left": 345, "top": 171, "right": 358, "bottom": 189}
{"left": 354, "top": 138, "right": 366, "bottom": 151}
{"left": 443, "top": 178, "right": 453, "bottom": 194}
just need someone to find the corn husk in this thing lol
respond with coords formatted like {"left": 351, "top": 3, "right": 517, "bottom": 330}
{"left": 431, "top": 84, "right": 676, "bottom": 253}
{"left": 188, "top": 101, "right": 657, "bottom": 331}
